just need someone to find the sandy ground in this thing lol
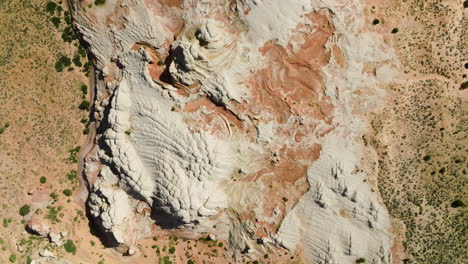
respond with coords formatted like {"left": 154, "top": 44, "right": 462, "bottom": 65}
{"left": 360, "top": 1, "right": 467, "bottom": 263}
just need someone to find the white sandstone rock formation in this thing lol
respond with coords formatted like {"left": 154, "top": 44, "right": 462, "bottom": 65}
{"left": 70, "top": 0, "right": 401, "bottom": 261}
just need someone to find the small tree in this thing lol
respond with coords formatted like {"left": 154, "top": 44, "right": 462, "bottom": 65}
{"left": 95, "top": 0, "right": 106, "bottom": 6}
{"left": 451, "top": 200, "right": 465, "bottom": 208}
{"left": 51, "top": 17, "right": 60, "bottom": 28}
{"left": 78, "top": 100, "right": 90, "bottom": 110}
{"left": 168, "top": 246, "right": 176, "bottom": 254}
{"left": 45, "top": 2, "right": 57, "bottom": 14}
{"left": 40, "top": 176, "right": 47, "bottom": 184}
{"left": 9, "top": 254, "right": 16, "bottom": 263}
{"left": 80, "top": 84, "right": 88, "bottom": 95}
{"left": 63, "top": 240, "right": 77, "bottom": 253}
{"left": 63, "top": 189, "right": 72, "bottom": 196}
{"left": 19, "top": 205, "right": 30, "bottom": 216}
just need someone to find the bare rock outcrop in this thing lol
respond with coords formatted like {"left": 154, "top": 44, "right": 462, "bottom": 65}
{"left": 70, "top": 0, "right": 401, "bottom": 261}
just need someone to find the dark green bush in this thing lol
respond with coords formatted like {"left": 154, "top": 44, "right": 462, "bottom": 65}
{"left": 63, "top": 189, "right": 72, "bottom": 196}
{"left": 45, "top": 2, "right": 57, "bottom": 14}
{"left": 78, "top": 100, "right": 90, "bottom": 110}
{"left": 451, "top": 200, "right": 465, "bottom": 208}
{"left": 40, "top": 176, "right": 47, "bottom": 184}
{"left": 72, "top": 55, "right": 82, "bottom": 67}
{"left": 80, "top": 84, "right": 88, "bottom": 95}
{"left": 63, "top": 240, "right": 77, "bottom": 253}
{"left": 61, "top": 26, "right": 77, "bottom": 43}
{"left": 54, "top": 55, "right": 71, "bottom": 72}
{"left": 9, "top": 254, "right": 16, "bottom": 263}
{"left": 51, "top": 17, "right": 60, "bottom": 28}
{"left": 95, "top": 0, "right": 106, "bottom": 6}
{"left": 78, "top": 46, "right": 87, "bottom": 58}
{"left": 372, "top": 19, "right": 380, "bottom": 25}
{"left": 19, "top": 204, "right": 30, "bottom": 216}
{"left": 356, "top": 258, "right": 366, "bottom": 263}
{"left": 460, "top": 81, "right": 468, "bottom": 90}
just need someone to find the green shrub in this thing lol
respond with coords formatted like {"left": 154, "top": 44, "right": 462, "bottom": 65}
{"left": 78, "top": 46, "right": 87, "bottom": 58}
{"left": 460, "top": 81, "right": 468, "bottom": 90}
{"left": 464, "top": 0, "right": 468, "bottom": 8}
{"left": 50, "top": 192, "right": 59, "bottom": 201}
{"left": 80, "top": 84, "right": 88, "bottom": 95}
{"left": 0, "top": 127, "right": 4, "bottom": 134}
{"left": 63, "top": 240, "right": 77, "bottom": 253}
{"left": 63, "top": 189, "right": 72, "bottom": 196}
{"left": 45, "top": 2, "right": 57, "bottom": 14}
{"left": 64, "top": 15, "right": 71, "bottom": 25}
{"left": 72, "top": 55, "right": 82, "bottom": 67}
{"left": 4, "top": 122, "right": 9, "bottom": 128}
{"left": 54, "top": 55, "right": 71, "bottom": 72}
{"left": 356, "top": 258, "right": 366, "bottom": 263}
{"left": 187, "top": 260, "right": 194, "bottom": 264}
{"left": 451, "top": 200, "right": 465, "bottom": 208}
{"left": 19, "top": 205, "right": 30, "bottom": 216}
{"left": 9, "top": 254, "right": 16, "bottom": 263}
{"left": 95, "top": 0, "right": 106, "bottom": 6}
{"left": 67, "top": 146, "right": 81, "bottom": 163}
{"left": 372, "top": 19, "right": 380, "bottom": 25}
{"left": 168, "top": 246, "right": 175, "bottom": 254}
{"left": 79, "top": 100, "right": 90, "bottom": 110}
{"left": 40, "top": 176, "right": 47, "bottom": 184}
{"left": 61, "top": 26, "right": 77, "bottom": 43}
{"left": 391, "top": 28, "right": 398, "bottom": 34}
{"left": 51, "top": 17, "right": 60, "bottom": 28}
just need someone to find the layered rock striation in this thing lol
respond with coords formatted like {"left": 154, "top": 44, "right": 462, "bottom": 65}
{"left": 71, "top": 0, "right": 401, "bottom": 261}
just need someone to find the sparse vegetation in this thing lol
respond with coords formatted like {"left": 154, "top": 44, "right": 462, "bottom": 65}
{"left": 67, "top": 146, "right": 81, "bottom": 163}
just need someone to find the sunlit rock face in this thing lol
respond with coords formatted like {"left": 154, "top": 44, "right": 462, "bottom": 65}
{"left": 71, "top": 0, "right": 401, "bottom": 261}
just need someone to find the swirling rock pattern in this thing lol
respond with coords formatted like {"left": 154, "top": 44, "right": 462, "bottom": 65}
{"left": 71, "top": 0, "right": 401, "bottom": 261}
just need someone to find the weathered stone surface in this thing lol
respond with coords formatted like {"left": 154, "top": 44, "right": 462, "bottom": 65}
{"left": 70, "top": 0, "right": 401, "bottom": 261}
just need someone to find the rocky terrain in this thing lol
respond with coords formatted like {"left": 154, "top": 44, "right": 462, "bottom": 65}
{"left": 72, "top": 0, "right": 400, "bottom": 262}
{"left": 0, "top": 0, "right": 465, "bottom": 263}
